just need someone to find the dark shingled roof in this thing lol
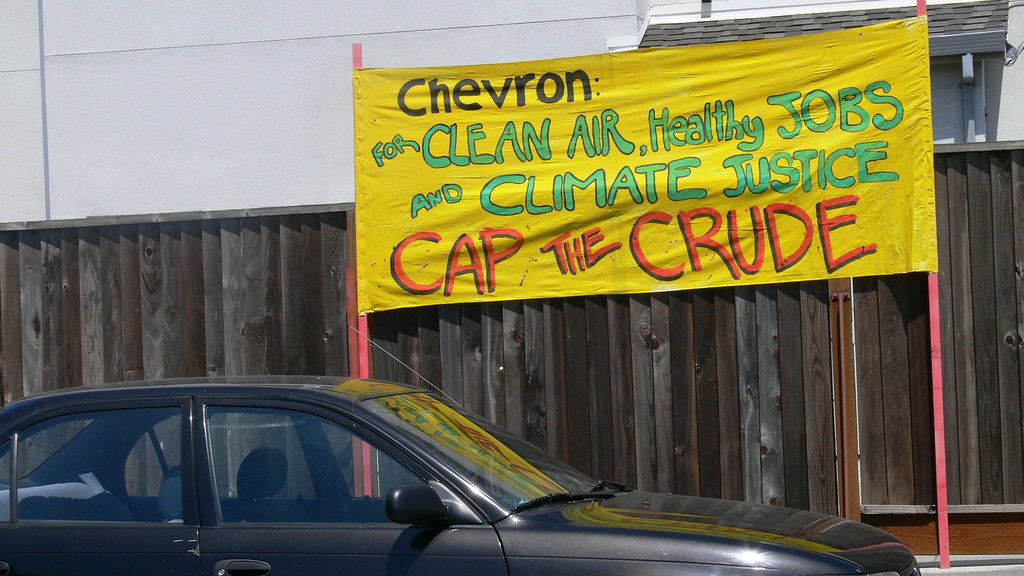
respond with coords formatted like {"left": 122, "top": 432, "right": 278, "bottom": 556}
{"left": 641, "top": 0, "right": 1008, "bottom": 48}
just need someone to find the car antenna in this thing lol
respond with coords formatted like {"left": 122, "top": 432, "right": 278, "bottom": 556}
{"left": 346, "top": 321, "right": 464, "bottom": 408}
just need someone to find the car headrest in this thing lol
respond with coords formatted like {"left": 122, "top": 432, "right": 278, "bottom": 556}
{"left": 236, "top": 447, "right": 288, "bottom": 502}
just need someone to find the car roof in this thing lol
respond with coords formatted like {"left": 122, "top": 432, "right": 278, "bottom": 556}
{"left": 0, "top": 376, "right": 430, "bottom": 423}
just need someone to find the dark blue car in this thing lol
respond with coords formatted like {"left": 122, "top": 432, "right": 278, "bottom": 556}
{"left": 0, "top": 376, "right": 919, "bottom": 576}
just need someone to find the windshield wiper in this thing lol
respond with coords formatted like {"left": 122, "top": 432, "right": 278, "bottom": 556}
{"left": 512, "top": 481, "right": 628, "bottom": 513}
{"left": 589, "top": 479, "right": 628, "bottom": 493}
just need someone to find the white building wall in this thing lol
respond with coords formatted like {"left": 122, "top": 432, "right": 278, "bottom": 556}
{"left": 3, "top": 1, "right": 640, "bottom": 224}
{"left": 0, "top": 0, "right": 46, "bottom": 222}
{"left": 1, "top": 0, "right": 1019, "bottom": 225}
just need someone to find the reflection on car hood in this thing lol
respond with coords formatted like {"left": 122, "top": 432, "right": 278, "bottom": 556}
{"left": 506, "top": 491, "right": 916, "bottom": 574}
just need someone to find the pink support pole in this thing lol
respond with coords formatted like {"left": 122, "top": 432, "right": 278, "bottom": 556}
{"left": 351, "top": 42, "right": 371, "bottom": 381}
{"left": 928, "top": 272, "right": 951, "bottom": 569}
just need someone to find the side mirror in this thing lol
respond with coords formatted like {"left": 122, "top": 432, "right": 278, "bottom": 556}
{"left": 386, "top": 483, "right": 449, "bottom": 525}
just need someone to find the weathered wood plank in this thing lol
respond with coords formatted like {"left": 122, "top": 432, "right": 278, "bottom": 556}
{"left": 461, "top": 304, "right": 484, "bottom": 415}
{"left": 260, "top": 217, "right": 283, "bottom": 375}
{"left": 734, "top": 285, "right": 761, "bottom": 502}
{"left": 220, "top": 219, "right": 244, "bottom": 376}
{"left": 501, "top": 301, "right": 526, "bottom": 435}
{"left": 160, "top": 224, "right": 184, "bottom": 377}
{"left": 694, "top": 289, "right": 721, "bottom": 498}
{"left": 118, "top": 225, "right": 144, "bottom": 381}
{"left": 563, "top": 296, "right": 591, "bottom": 473}
{"left": 542, "top": 299, "right": 567, "bottom": 459}
{"left": 1012, "top": 150, "right": 1024, "bottom": 502}
{"left": 933, "top": 148, "right": 957, "bottom": 506}
{"left": 607, "top": 294, "right": 636, "bottom": 486}
{"left": 523, "top": 299, "right": 547, "bottom": 449}
{"left": 99, "top": 227, "right": 124, "bottom": 383}
{"left": 669, "top": 290, "right": 698, "bottom": 496}
{"left": 371, "top": 309, "right": 399, "bottom": 382}
{"left": 755, "top": 285, "right": 784, "bottom": 506}
{"left": 202, "top": 221, "right": 225, "bottom": 377}
{"left": 481, "top": 302, "right": 505, "bottom": 423}
{"left": 990, "top": 150, "right": 1023, "bottom": 503}
{"left": 320, "top": 212, "right": 349, "bottom": 377}
{"left": 877, "top": 275, "right": 914, "bottom": 504}
{"left": 19, "top": 230, "right": 43, "bottom": 396}
{"left": 801, "top": 281, "right": 838, "bottom": 515}
{"left": 967, "top": 151, "right": 1003, "bottom": 503}
{"left": 905, "top": 273, "right": 935, "bottom": 506}
{"left": 79, "top": 228, "right": 105, "bottom": 385}
{"left": 181, "top": 221, "right": 206, "bottom": 377}
{"left": 714, "top": 288, "right": 743, "bottom": 501}
{"left": 777, "top": 282, "right": 808, "bottom": 511}
{"left": 397, "top": 306, "right": 423, "bottom": 387}
{"left": 650, "top": 293, "right": 674, "bottom": 492}
{"left": 629, "top": 294, "right": 657, "bottom": 491}
{"left": 417, "top": 306, "right": 442, "bottom": 392}
{"left": 854, "top": 277, "right": 887, "bottom": 505}
{"left": 0, "top": 232, "right": 24, "bottom": 403}
{"left": 942, "top": 151, "right": 983, "bottom": 502}
{"left": 584, "top": 296, "right": 613, "bottom": 481}
{"left": 58, "top": 228, "right": 82, "bottom": 390}
{"left": 439, "top": 304, "right": 464, "bottom": 405}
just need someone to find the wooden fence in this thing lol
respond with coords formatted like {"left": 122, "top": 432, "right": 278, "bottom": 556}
{"left": 0, "top": 143, "right": 1021, "bottom": 517}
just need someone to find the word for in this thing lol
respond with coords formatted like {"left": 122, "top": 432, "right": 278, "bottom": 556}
{"left": 397, "top": 70, "right": 594, "bottom": 117}
{"left": 371, "top": 134, "right": 420, "bottom": 167}
{"left": 629, "top": 194, "right": 875, "bottom": 281}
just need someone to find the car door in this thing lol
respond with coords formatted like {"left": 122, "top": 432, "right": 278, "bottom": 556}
{"left": 196, "top": 399, "right": 506, "bottom": 576}
{"left": 0, "top": 402, "right": 200, "bottom": 576}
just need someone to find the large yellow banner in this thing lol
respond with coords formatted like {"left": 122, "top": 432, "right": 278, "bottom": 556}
{"left": 354, "top": 17, "right": 935, "bottom": 313}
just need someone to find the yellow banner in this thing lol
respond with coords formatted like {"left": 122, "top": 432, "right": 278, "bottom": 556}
{"left": 354, "top": 17, "right": 935, "bottom": 313}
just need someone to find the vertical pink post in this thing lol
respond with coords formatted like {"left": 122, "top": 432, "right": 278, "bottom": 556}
{"left": 352, "top": 42, "right": 375, "bottom": 495}
{"left": 929, "top": 271, "right": 951, "bottom": 569}
{"left": 352, "top": 42, "right": 371, "bottom": 381}
{"left": 917, "top": 0, "right": 950, "bottom": 568}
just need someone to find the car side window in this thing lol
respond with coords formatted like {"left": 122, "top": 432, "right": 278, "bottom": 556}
{"left": 12, "top": 407, "right": 181, "bottom": 523}
{"left": 206, "top": 406, "right": 422, "bottom": 524}
{"left": 0, "top": 440, "right": 10, "bottom": 522}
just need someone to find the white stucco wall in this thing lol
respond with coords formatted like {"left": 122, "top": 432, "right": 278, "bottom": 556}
{"left": 3, "top": 1, "right": 640, "bottom": 224}
{"left": 0, "top": 0, "right": 46, "bottom": 222}
{"left": 1, "top": 0, "right": 1019, "bottom": 225}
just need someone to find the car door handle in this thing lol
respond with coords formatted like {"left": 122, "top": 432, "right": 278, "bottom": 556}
{"left": 214, "top": 559, "right": 271, "bottom": 576}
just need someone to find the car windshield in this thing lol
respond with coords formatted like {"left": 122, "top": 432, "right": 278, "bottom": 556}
{"left": 364, "top": 392, "right": 597, "bottom": 509}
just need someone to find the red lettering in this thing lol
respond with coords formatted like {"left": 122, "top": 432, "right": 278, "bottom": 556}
{"left": 764, "top": 203, "right": 813, "bottom": 272}
{"left": 817, "top": 195, "right": 877, "bottom": 272}
{"left": 444, "top": 234, "right": 486, "bottom": 296}
{"left": 479, "top": 227, "right": 525, "bottom": 293}
{"left": 727, "top": 207, "right": 766, "bottom": 275}
{"left": 582, "top": 227, "right": 621, "bottom": 268}
{"left": 390, "top": 231, "right": 444, "bottom": 294}
{"left": 676, "top": 207, "right": 740, "bottom": 279}
{"left": 629, "top": 211, "right": 686, "bottom": 281}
